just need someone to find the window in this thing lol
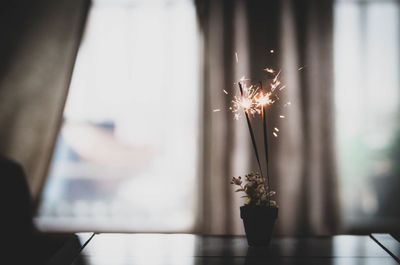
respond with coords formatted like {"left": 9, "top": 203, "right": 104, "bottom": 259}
{"left": 334, "top": 0, "right": 400, "bottom": 232}
{"left": 36, "top": 0, "right": 199, "bottom": 232}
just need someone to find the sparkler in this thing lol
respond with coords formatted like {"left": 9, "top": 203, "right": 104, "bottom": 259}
{"left": 211, "top": 51, "right": 291, "bottom": 197}
{"left": 238, "top": 82, "right": 264, "bottom": 181}
{"left": 230, "top": 84, "right": 261, "bottom": 117}
{"left": 262, "top": 98, "right": 271, "bottom": 192}
{"left": 229, "top": 65, "right": 287, "bottom": 194}
{"left": 259, "top": 89, "right": 272, "bottom": 194}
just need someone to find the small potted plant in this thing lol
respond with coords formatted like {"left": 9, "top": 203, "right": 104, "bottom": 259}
{"left": 231, "top": 173, "right": 278, "bottom": 246}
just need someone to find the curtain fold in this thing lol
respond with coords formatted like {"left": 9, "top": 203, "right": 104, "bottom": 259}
{"left": 276, "top": 0, "right": 340, "bottom": 235}
{"left": 196, "top": 0, "right": 251, "bottom": 235}
{"left": 0, "top": 0, "right": 90, "bottom": 206}
{"left": 197, "top": 0, "right": 340, "bottom": 235}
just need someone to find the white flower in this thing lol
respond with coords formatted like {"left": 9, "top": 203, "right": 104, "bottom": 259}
{"left": 261, "top": 194, "right": 267, "bottom": 201}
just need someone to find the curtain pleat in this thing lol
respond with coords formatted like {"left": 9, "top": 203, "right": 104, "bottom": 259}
{"left": 196, "top": 0, "right": 251, "bottom": 235}
{"left": 0, "top": 0, "right": 90, "bottom": 206}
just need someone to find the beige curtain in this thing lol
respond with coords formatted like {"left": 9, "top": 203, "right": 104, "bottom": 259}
{"left": 196, "top": 0, "right": 340, "bottom": 235}
{"left": 0, "top": 0, "right": 90, "bottom": 206}
{"left": 196, "top": 0, "right": 250, "bottom": 235}
{"left": 276, "top": 0, "right": 341, "bottom": 236}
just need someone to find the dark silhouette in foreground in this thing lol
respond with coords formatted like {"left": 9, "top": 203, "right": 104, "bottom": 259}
{"left": 0, "top": 155, "right": 84, "bottom": 265}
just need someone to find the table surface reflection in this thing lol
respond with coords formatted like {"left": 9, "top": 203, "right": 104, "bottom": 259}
{"left": 71, "top": 233, "right": 400, "bottom": 265}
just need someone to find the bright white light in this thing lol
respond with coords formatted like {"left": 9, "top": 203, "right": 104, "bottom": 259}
{"left": 38, "top": 0, "right": 198, "bottom": 232}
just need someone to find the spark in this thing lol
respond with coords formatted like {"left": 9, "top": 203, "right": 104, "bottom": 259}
{"left": 213, "top": 109, "right": 221, "bottom": 112}
{"left": 298, "top": 66, "right": 304, "bottom": 71}
{"left": 279, "top": 85, "right": 286, "bottom": 91}
{"left": 284, "top": 101, "right": 291, "bottom": 107}
{"left": 270, "top": 49, "right": 274, "bottom": 54}
{"left": 230, "top": 83, "right": 261, "bottom": 116}
{"left": 270, "top": 70, "right": 282, "bottom": 91}
{"left": 271, "top": 80, "right": 281, "bottom": 92}
{"left": 239, "top": 76, "right": 250, "bottom": 82}
{"left": 235, "top": 52, "right": 239, "bottom": 63}
{"left": 279, "top": 115, "right": 285, "bottom": 118}
{"left": 242, "top": 98, "right": 252, "bottom": 110}
{"left": 274, "top": 127, "right": 279, "bottom": 132}
{"left": 264, "top": 68, "right": 275, "bottom": 74}
{"left": 273, "top": 70, "right": 281, "bottom": 82}
{"left": 273, "top": 132, "right": 278, "bottom": 137}
{"left": 223, "top": 89, "right": 228, "bottom": 95}
{"left": 230, "top": 70, "right": 283, "bottom": 117}
{"left": 256, "top": 91, "right": 273, "bottom": 107}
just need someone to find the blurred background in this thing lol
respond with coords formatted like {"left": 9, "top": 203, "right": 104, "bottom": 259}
{"left": 0, "top": 0, "right": 399, "bottom": 236}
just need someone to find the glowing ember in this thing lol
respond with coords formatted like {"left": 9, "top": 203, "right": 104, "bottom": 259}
{"left": 264, "top": 68, "right": 275, "bottom": 74}
{"left": 256, "top": 91, "right": 273, "bottom": 107}
{"left": 230, "top": 82, "right": 261, "bottom": 116}
{"left": 229, "top": 69, "right": 284, "bottom": 118}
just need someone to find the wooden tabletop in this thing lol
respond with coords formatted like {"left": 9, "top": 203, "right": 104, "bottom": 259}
{"left": 68, "top": 233, "right": 400, "bottom": 265}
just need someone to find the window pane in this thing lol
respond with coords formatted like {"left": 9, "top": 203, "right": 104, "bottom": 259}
{"left": 36, "top": 0, "right": 199, "bottom": 232}
{"left": 334, "top": 0, "right": 400, "bottom": 231}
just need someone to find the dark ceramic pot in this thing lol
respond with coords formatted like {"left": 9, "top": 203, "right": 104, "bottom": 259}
{"left": 240, "top": 205, "right": 278, "bottom": 246}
